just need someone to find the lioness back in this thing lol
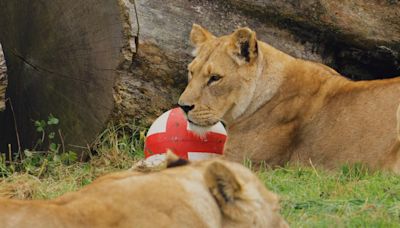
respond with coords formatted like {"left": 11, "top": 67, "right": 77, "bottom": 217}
{"left": 0, "top": 155, "right": 288, "bottom": 228}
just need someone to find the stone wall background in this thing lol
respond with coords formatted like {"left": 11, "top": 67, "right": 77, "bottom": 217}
{"left": 112, "top": 0, "right": 400, "bottom": 126}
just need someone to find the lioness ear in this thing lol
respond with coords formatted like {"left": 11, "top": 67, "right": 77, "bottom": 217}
{"left": 229, "top": 27, "right": 258, "bottom": 64}
{"left": 190, "top": 24, "right": 214, "bottom": 47}
{"left": 205, "top": 161, "right": 243, "bottom": 218}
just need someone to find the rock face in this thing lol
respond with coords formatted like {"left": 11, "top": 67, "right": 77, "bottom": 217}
{"left": 224, "top": 0, "right": 400, "bottom": 80}
{"left": 0, "top": 43, "right": 6, "bottom": 112}
{"left": 228, "top": 0, "right": 400, "bottom": 45}
{"left": 113, "top": 0, "right": 323, "bottom": 126}
{"left": 113, "top": 0, "right": 400, "bottom": 126}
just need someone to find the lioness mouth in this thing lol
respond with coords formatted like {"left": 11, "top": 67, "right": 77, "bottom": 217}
{"left": 189, "top": 119, "right": 218, "bottom": 128}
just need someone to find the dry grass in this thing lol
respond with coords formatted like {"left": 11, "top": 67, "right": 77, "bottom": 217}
{"left": 0, "top": 122, "right": 144, "bottom": 200}
{"left": 1, "top": 123, "right": 399, "bottom": 227}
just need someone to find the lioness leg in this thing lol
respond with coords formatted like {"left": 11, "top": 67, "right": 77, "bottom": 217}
{"left": 386, "top": 105, "right": 400, "bottom": 173}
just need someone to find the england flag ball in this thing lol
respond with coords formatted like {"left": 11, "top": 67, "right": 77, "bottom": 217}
{"left": 144, "top": 108, "right": 227, "bottom": 165}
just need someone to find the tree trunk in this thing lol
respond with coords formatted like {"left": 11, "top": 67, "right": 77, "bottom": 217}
{"left": 0, "top": 43, "right": 6, "bottom": 112}
{"left": 0, "top": 0, "right": 136, "bottom": 153}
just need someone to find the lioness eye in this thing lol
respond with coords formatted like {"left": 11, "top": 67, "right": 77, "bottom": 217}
{"left": 207, "top": 74, "right": 222, "bottom": 86}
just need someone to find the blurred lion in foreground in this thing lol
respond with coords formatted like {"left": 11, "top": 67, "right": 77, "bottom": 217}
{"left": 0, "top": 152, "right": 288, "bottom": 228}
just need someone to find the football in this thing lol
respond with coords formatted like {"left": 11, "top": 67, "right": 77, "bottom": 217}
{"left": 144, "top": 108, "right": 227, "bottom": 165}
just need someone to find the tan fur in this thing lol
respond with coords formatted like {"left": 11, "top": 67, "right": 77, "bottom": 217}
{"left": 390, "top": 105, "right": 400, "bottom": 173}
{"left": 397, "top": 105, "right": 400, "bottom": 141}
{"left": 179, "top": 24, "right": 400, "bottom": 173}
{"left": 0, "top": 156, "right": 288, "bottom": 228}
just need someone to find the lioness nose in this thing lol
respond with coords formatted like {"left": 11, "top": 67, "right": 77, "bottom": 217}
{"left": 179, "top": 104, "right": 195, "bottom": 114}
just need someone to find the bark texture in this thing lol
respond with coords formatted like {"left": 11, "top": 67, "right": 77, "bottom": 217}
{"left": 0, "top": 44, "right": 6, "bottom": 112}
{"left": 0, "top": 0, "right": 134, "bottom": 151}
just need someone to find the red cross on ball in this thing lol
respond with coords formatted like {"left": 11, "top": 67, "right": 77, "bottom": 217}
{"left": 144, "top": 108, "right": 227, "bottom": 164}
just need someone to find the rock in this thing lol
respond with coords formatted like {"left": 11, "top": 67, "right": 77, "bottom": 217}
{"left": 113, "top": 0, "right": 399, "bottom": 125}
{"left": 221, "top": 0, "right": 400, "bottom": 80}
{"left": 113, "top": 0, "right": 325, "bottom": 126}
{"left": 227, "top": 0, "right": 400, "bottom": 45}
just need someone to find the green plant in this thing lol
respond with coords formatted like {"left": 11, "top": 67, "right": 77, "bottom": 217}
{"left": 339, "top": 163, "right": 370, "bottom": 182}
{"left": 34, "top": 114, "right": 60, "bottom": 151}
{"left": 0, "top": 153, "right": 12, "bottom": 177}
{"left": 0, "top": 114, "right": 78, "bottom": 177}
{"left": 0, "top": 122, "right": 146, "bottom": 199}
{"left": 91, "top": 122, "right": 146, "bottom": 168}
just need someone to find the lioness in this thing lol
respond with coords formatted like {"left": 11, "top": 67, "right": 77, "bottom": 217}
{"left": 178, "top": 24, "right": 400, "bottom": 173}
{"left": 0, "top": 153, "right": 287, "bottom": 228}
{"left": 391, "top": 105, "right": 400, "bottom": 173}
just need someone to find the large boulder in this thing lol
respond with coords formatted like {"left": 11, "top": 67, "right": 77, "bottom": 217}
{"left": 224, "top": 0, "right": 400, "bottom": 80}
{"left": 113, "top": 0, "right": 324, "bottom": 125}
{"left": 113, "top": 0, "right": 400, "bottom": 126}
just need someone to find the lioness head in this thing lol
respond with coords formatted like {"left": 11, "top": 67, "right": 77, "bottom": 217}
{"left": 201, "top": 160, "right": 288, "bottom": 227}
{"left": 161, "top": 153, "right": 288, "bottom": 228}
{"left": 178, "top": 24, "right": 261, "bottom": 127}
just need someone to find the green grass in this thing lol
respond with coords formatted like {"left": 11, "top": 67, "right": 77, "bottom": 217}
{"left": 0, "top": 122, "right": 145, "bottom": 199}
{"left": 260, "top": 166, "right": 400, "bottom": 227}
{"left": 1, "top": 123, "right": 399, "bottom": 227}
